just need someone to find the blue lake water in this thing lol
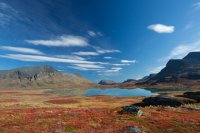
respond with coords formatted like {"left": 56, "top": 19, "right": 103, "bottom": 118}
{"left": 85, "top": 88, "right": 158, "bottom": 97}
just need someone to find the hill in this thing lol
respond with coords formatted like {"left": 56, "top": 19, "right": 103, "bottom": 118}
{"left": 0, "top": 65, "right": 94, "bottom": 89}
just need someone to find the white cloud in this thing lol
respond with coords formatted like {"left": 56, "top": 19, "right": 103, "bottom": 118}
{"left": 104, "top": 56, "right": 112, "bottom": 59}
{"left": 121, "top": 60, "right": 136, "bottom": 63}
{"left": 72, "top": 47, "right": 120, "bottom": 57}
{"left": 97, "top": 49, "right": 120, "bottom": 54}
{"left": 112, "top": 63, "right": 130, "bottom": 66}
{"left": 93, "top": 46, "right": 120, "bottom": 54}
{"left": 55, "top": 55, "right": 86, "bottom": 60}
{"left": 73, "top": 63, "right": 104, "bottom": 69}
{"left": 87, "top": 31, "right": 103, "bottom": 37}
{"left": 148, "top": 24, "right": 175, "bottom": 33}
{"left": 88, "top": 31, "right": 96, "bottom": 37}
{"left": 70, "top": 66, "right": 100, "bottom": 71}
{"left": 105, "top": 67, "right": 122, "bottom": 73}
{"left": 0, "top": 54, "right": 98, "bottom": 64}
{"left": 0, "top": 54, "right": 110, "bottom": 71}
{"left": 26, "top": 35, "right": 88, "bottom": 47}
{"left": 72, "top": 51, "right": 99, "bottom": 56}
{"left": 0, "top": 46, "right": 43, "bottom": 55}
{"left": 161, "top": 40, "right": 200, "bottom": 60}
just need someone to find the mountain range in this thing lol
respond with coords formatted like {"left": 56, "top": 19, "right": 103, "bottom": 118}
{"left": 0, "top": 65, "right": 94, "bottom": 89}
{"left": 99, "top": 52, "right": 200, "bottom": 88}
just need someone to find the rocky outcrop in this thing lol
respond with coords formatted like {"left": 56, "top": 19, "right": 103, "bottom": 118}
{"left": 133, "top": 95, "right": 195, "bottom": 107}
{"left": 120, "top": 106, "right": 143, "bottom": 116}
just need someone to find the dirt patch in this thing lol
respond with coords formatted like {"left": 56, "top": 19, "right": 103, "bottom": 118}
{"left": 45, "top": 99, "right": 80, "bottom": 104}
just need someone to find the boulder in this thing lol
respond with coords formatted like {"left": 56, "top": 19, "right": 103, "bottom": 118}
{"left": 121, "top": 106, "right": 143, "bottom": 116}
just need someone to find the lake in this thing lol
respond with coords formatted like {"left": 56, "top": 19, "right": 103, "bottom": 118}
{"left": 85, "top": 88, "right": 158, "bottom": 97}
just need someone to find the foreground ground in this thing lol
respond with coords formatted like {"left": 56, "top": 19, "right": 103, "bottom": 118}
{"left": 0, "top": 89, "right": 200, "bottom": 133}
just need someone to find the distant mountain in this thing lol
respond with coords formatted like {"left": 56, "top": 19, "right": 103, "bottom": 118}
{"left": 98, "top": 80, "right": 118, "bottom": 85}
{"left": 122, "top": 79, "right": 137, "bottom": 84}
{"left": 0, "top": 65, "right": 94, "bottom": 89}
{"left": 137, "top": 52, "right": 200, "bottom": 87}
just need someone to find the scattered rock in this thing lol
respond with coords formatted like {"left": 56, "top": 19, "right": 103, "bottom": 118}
{"left": 125, "top": 126, "right": 147, "bottom": 133}
{"left": 121, "top": 106, "right": 143, "bottom": 116}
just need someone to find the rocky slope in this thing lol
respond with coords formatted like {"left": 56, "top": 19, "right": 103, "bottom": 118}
{"left": 137, "top": 52, "right": 200, "bottom": 87}
{"left": 0, "top": 65, "right": 94, "bottom": 89}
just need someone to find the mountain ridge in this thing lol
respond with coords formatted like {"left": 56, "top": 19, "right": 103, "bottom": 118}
{"left": 0, "top": 65, "right": 95, "bottom": 89}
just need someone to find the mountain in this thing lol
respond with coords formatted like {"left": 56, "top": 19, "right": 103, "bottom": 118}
{"left": 122, "top": 79, "right": 137, "bottom": 84}
{"left": 98, "top": 80, "right": 118, "bottom": 85}
{"left": 0, "top": 65, "right": 94, "bottom": 89}
{"left": 137, "top": 52, "right": 200, "bottom": 87}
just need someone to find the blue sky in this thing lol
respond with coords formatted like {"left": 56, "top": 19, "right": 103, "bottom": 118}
{"left": 1, "top": 0, "right": 200, "bottom": 82}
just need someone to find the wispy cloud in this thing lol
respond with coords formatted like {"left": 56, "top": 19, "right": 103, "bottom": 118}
{"left": 87, "top": 30, "right": 103, "bottom": 37}
{"left": 26, "top": 35, "right": 88, "bottom": 47}
{"left": 0, "top": 54, "right": 110, "bottom": 71}
{"left": 0, "top": 54, "right": 97, "bottom": 64}
{"left": 161, "top": 40, "right": 200, "bottom": 60}
{"left": 72, "top": 51, "right": 99, "bottom": 56}
{"left": 0, "top": 2, "right": 29, "bottom": 27}
{"left": 0, "top": 46, "right": 43, "bottom": 55}
{"left": 112, "top": 63, "right": 130, "bottom": 66}
{"left": 148, "top": 24, "right": 175, "bottom": 33}
{"left": 73, "top": 47, "right": 120, "bottom": 57}
{"left": 87, "top": 31, "right": 96, "bottom": 37}
{"left": 194, "top": 1, "right": 200, "bottom": 9}
{"left": 55, "top": 55, "right": 86, "bottom": 60}
{"left": 105, "top": 67, "right": 122, "bottom": 73}
{"left": 104, "top": 56, "right": 112, "bottom": 59}
{"left": 93, "top": 46, "right": 120, "bottom": 54}
{"left": 73, "top": 63, "right": 104, "bottom": 69}
{"left": 0, "top": 2, "right": 17, "bottom": 25}
{"left": 121, "top": 60, "right": 136, "bottom": 63}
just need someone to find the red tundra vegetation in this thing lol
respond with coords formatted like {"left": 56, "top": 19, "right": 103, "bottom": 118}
{"left": 0, "top": 89, "right": 199, "bottom": 133}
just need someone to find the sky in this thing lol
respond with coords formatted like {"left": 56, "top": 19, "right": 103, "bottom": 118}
{"left": 1, "top": 0, "right": 200, "bottom": 82}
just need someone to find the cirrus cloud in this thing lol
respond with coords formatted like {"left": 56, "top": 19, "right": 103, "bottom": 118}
{"left": 121, "top": 60, "right": 136, "bottom": 63}
{"left": 26, "top": 35, "right": 88, "bottom": 47}
{"left": 0, "top": 46, "right": 43, "bottom": 55}
{"left": 72, "top": 51, "right": 99, "bottom": 56}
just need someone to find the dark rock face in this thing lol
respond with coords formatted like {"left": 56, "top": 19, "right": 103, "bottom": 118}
{"left": 138, "top": 52, "right": 200, "bottom": 85}
{"left": 133, "top": 96, "right": 195, "bottom": 107}
{"left": 98, "top": 80, "right": 117, "bottom": 85}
